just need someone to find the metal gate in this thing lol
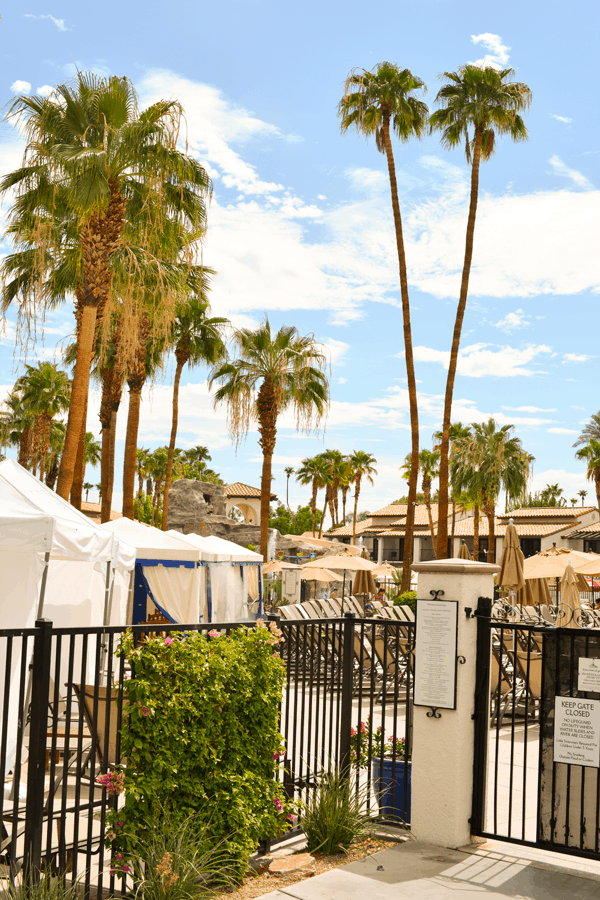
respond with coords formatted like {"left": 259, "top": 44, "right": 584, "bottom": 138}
{"left": 471, "top": 595, "right": 600, "bottom": 860}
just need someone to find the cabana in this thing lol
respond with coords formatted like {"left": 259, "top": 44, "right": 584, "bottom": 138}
{"left": 102, "top": 519, "right": 202, "bottom": 625}
{"left": 166, "top": 531, "right": 263, "bottom": 622}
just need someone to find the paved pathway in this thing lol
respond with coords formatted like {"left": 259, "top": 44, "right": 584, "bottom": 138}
{"left": 260, "top": 839, "right": 600, "bottom": 899}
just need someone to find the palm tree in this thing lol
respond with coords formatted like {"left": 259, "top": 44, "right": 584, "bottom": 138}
{"left": 295, "top": 455, "right": 329, "bottom": 537}
{"left": 403, "top": 449, "right": 440, "bottom": 557}
{"left": 44, "top": 420, "right": 66, "bottom": 489}
{"left": 339, "top": 63, "right": 428, "bottom": 591}
{"left": 579, "top": 489, "right": 588, "bottom": 506}
{"left": 19, "top": 362, "right": 71, "bottom": 481}
{"left": 452, "top": 419, "right": 532, "bottom": 564}
{"left": 284, "top": 466, "right": 295, "bottom": 511}
{"left": 2, "top": 72, "right": 211, "bottom": 502}
{"left": 209, "top": 321, "right": 329, "bottom": 558}
{"left": 83, "top": 482, "right": 93, "bottom": 502}
{"left": 575, "top": 440, "right": 600, "bottom": 511}
{"left": 574, "top": 413, "right": 600, "bottom": 448}
{"left": 162, "top": 292, "right": 228, "bottom": 530}
{"left": 430, "top": 65, "right": 532, "bottom": 559}
{"left": 435, "top": 421, "right": 471, "bottom": 548}
{"left": 350, "top": 451, "right": 378, "bottom": 545}
{"left": 135, "top": 447, "right": 151, "bottom": 521}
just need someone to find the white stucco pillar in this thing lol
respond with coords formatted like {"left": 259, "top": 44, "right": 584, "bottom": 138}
{"left": 377, "top": 539, "right": 384, "bottom": 564}
{"left": 410, "top": 557, "right": 499, "bottom": 849}
{"left": 412, "top": 536, "right": 421, "bottom": 563}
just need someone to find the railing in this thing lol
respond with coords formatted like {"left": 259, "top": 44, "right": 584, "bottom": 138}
{"left": 0, "top": 613, "right": 414, "bottom": 894}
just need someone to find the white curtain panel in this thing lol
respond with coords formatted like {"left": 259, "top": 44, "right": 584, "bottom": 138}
{"left": 144, "top": 564, "right": 199, "bottom": 624}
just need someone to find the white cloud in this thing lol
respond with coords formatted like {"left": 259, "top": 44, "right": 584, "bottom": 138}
{"left": 552, "top": 115, "right": 573, "bottom": 124}
{"left": 412, "top": 343, "right": 552, "bottom": 378}
{"left": 563, "top": 353, "right": 590, "bottom": 362}
{"left": 317, "top": 194, "right": 327, "bottom": 200}
{"left": 501, "top": 405, "right": 557, "bottom": 413}
{"left": 37, "top": 85, "right": 54, "bottom": 97}
{"left": 10, "top": 80, "right": 31, "bottom": 94}
{"left": 530, "top": 468, "right": 589, "bottom": 498}
{"left": 548, "top": 155, "right": 593, "bottom": 190}
{"left": 470, "top": 33, "right": 510, "bottom": 69}
{"left": 337, "top": 377, "right": 347, "bottom": 385}
{"left": 322, "top": 338, "right": 349, "bottom": 366}
{"left": 24, "top": 13, "right": 70, "bottom": 31}
{"left": 493, "top": 309, "right": 530, "bottom": 331}
{"left": 547, "top": 427, "right": 579, "bottom": 435}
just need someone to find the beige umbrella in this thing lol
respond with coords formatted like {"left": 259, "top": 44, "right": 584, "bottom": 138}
{"left": 525, "top": 577, "right": 553, "bottom": 606}
{"left": 457, "top": 541, "right": 473, "bottom": 561}
{"left": 302, "top": 554, "right": 377, "bottom": 571}
{"left": 263, "top": 560, "right": 300, "bottom": 574}
{"left": 371, "top": 562, "right": 398, "bottom": 579}
{"left": 300, "top": 567, "right": 343, "bottom": 582}
{"left": 524, "top": 547, "right": 600, "bottom": 580}
{"left": 497, "top": 521, "right": 525, "bottom": 593}
{"left": 558, "top": 559, "right": 582, "bottom": 628}
{"left": 353, "top": 568, "right": 377, "bottom": 596}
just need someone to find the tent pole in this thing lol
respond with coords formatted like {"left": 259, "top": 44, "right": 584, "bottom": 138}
{"left": 100, "top": 562, "right": 114, "bottom": 685}
{"left": 126, "top": 569, "right": 135, "bottom": 624}
{"left": 36, "top": 552, "right": 50, "bottom": 619}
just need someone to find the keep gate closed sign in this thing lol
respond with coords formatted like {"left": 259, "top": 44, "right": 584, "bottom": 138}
{"left": 554, "top": 697, "right": 600, "bottom": 767}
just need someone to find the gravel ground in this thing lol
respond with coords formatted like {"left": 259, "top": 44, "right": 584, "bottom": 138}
{"left": 213, "top": 838, "right": 399, "bottom": 900}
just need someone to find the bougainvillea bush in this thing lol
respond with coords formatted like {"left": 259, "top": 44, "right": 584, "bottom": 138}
{"left": 102, "top": 621, "right": 292, "bottom": 881}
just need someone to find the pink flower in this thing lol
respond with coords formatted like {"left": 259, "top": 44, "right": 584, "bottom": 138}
{"left": 164, "top": 637, "right": 173, "bottom": 646}
{"left": 287, "top": 814, "right": 294, "bottom": 821}
{"left": 115, "top": 854, "right": 123, "bottom": 860}
{"left": 208, "top": 630, "right": 220, "bottom": 638}
{"left": 142, "top": 707, "right": 149, "bottom": 717}
{"left": 122, "top": 865, "right": 131, "bottom": 874}
{"left": 118, "top": 820, "right": 124, "bottom": 827}
{"left": 273, "top": 652, "right": 278, "bottom": 658}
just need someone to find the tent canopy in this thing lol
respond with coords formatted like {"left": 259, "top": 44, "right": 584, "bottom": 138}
{"left": 102, "top": 518, "right": 199, "bottom": 562}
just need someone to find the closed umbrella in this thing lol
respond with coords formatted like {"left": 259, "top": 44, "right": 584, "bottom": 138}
{"left": 457, "top": 541, "right": 472, "bottom": 561}
{"left": 353, "top": 568, "right": 377, "bottom": 596}
{"left": 558, "top": 559, "right": 582, "bottom": 628}
{"left": 497, "top": 520, "right": 524, "bottom": 593}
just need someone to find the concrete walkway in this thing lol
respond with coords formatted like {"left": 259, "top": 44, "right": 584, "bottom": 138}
{"left": 260, "top": 839, "right": 600, "bottom": 899}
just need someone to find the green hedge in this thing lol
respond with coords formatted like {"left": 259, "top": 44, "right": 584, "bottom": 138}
{"left": 104, "top": 623, "right": 292, "bottom": 880}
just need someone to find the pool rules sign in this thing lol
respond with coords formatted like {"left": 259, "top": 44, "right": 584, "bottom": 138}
{"left": 554, "top": 697, "right": 600, "bottom": 767}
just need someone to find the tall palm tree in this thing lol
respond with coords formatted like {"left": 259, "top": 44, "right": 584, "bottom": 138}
{"left": 430, "top": 65, "right": 532, "bottom": 559}
{"left": 162, "top": 292, "right": 228, "bottom": 530}
{"left": 574, "top": 413, "right": 600, "bottom": 448}
{"left": 19, "top": 362, "right": 71, "bottom": 481}
{"left": 575, "top": 440, "right": 600, "bottom": 512}
{"left": 295, "top": 455, "right": 329, "bottom": 537}
{"left": 435, "top": 421, "right": 471, "bottom": 548}
{"left": 339, "top": 63, "right": 428, "bottom": 591}
{"left": 2, "top": 72, "right": 211, "bottom": 502}
{"left": 338, "top": 456, "right": 354, "bottom": 526}
{"left": 403, "top": 449, "right": 440, "bottom": 557}
{"left": 350, "top": 451, "right": 378, "bottom": 545}
{"left": 284, "top": 466, "right": 295, "bottom": 511}
{"left": 579, "top": 489, "right": 588, "bottom": 506}
{"left": 209, "top": 321, "right": 329, "bottom": 558}
{"left": 83, "top": 482, "right": 93, "bottom": 502}
{"left": 452, "top": 419, "right": 532, "bottom": 563}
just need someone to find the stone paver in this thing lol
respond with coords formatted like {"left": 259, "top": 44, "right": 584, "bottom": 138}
{"left": 258, "top": 840, "right": 600, "bottom": 900}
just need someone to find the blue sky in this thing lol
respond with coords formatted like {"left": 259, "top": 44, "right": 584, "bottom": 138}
{"left": 1, "top": 0, "right": 599, "bottom": 515}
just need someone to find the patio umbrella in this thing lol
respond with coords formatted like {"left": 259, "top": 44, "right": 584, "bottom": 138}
{"left": 524, "top": 547, "right": 600, "bottom": 580}
{"left": 263, "top": 560, "right": 300, "bottom": 574}
{"left": 299, "top": 567, "right": 343, "bottom": 582}
{"left": 371, "top": 562, "right": 398, "bottom": 579}
{"left": 522, "top": 577, "right": 552, "bottom": 607}
{"left": 457, "top": 540, "right": 472, "bottom": 560}
{"left": 497, "top": 520, "right": 525, "bottom": 594}
{"left": 353, "top": 568, "right": 377, "bottom": 597}
{"left": 302, "top": 554, "right": 377, "bottom": 571}
{"left": 558, "top": 559, "right": 582, "bottom": 628}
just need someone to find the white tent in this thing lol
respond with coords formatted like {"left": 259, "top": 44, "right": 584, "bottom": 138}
{"left": 102, "top": 519, "right": 203, "bottom": 624}
{"left": 165, "top": 531, "right": 263, "bottom": 622}
{"left": 0, "top": 459, "right": 136, "bottom": 776}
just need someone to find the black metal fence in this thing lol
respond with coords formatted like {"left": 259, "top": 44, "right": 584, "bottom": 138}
{"left": 0, "top": 613, "right": 414, "bottom": 895}
{"left": 471, "top": 601, "right": 600, "bottom": 862}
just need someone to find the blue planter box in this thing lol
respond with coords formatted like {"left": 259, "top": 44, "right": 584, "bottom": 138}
{"left": 373, "top": 758, "right": 411, "bottom": 822}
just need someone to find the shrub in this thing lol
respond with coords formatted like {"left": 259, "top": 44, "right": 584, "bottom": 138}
{"left": 393, "top": 591, "right": 416, "bottom": 613}
{"left": 300, "top": 768, "right": 372, "bottom": 856}
{"left": 104, "top": 622, "right": 293, "bottom": 882}
{"left": 350, "top": 717, "right": 409, "bottom": 768}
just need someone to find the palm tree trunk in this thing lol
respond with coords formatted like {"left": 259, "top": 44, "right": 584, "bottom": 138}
{"left": 162, "top": 355, "right": 186, "bottom": 531}
{"left": 319, "top": 487, "right": 329, "bottom": 539}
{"left": 473, "top": 503, "right": 480, "bottom": 561}
{"left": 257, "top": 377, "right": 278, "bottom": 559}
{"left": 423, "top": 479, "right": 437, "bottom": 559}
{"left": 341, "top": 487, "right": 348, "bottom": 525}
{"left": 18, "top": 426, "right": 32, "bottom": 468}
{"left": 594, "top": 468, "right": 600, "bottom": 514}
{"left": 311, "top": 480, "right": 318, "bottom": 535}
{"left": 437, "top": 125, "right": 484, "bottom": 559}
{"left": 70, "top": 395, "right": 88, "bottom": 510}
{"left": 485, "top": 505, "right": 496, "bottom": 563}
{"left": 31, "top": 418, "right": 41, "bottom": 477}
{"left": 123, "top": 385, "right": 143, "bottom": 519}
{"left": 381, "top": 117, "right": 420, "bottom": 590}
{"left": 39, "top": 414, "right": 52, "bottom": 483}
{"left": 451, "top": 498, "right": 456, "bottom": 554}
{"left": 101, "top": 408, "right": 119, "bottom": 522}
{"left": 352, "top": 476, "right": 362, "bottom": 545}
{"left": 56, "top": 301, "right": 97, "bottom": 499}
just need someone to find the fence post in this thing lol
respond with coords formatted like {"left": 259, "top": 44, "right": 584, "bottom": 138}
{"left": 471, "top": 595, "right": 492, "bottom": 835}
{"left": 24, "top": 618, "right": 53, "bottom": 878}
{"left": 339, "top": 612, "right": 355, "bottom": 778}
